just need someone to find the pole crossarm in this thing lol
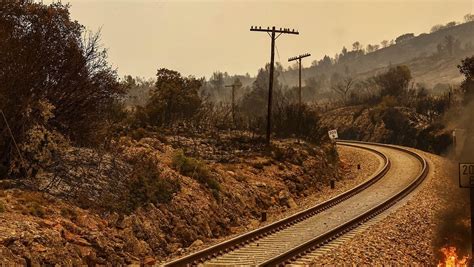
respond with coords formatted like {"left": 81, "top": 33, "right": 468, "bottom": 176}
{"left": 288, "top": 53, "right": 311, "bottom": 62}
{"left": 250, "top": 26, "right": 299, "bottom": 35}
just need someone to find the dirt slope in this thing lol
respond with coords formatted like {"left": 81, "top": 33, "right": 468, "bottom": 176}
{"left": 0, "top": 134, "right": 345, "bottom": 265}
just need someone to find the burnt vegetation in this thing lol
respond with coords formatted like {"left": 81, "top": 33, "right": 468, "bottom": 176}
{"left": 0, "top": 2, "right": 337, "bottom": 219}
{"left": 1, "top": 1, "right": 474, "bottom": 265}
{"left": 0, "top": 1, "right": 473, "bottom": 217}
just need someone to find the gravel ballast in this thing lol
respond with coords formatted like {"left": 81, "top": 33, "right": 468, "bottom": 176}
{"left": 309, "top": 149, "right": 468, "bottom": 265}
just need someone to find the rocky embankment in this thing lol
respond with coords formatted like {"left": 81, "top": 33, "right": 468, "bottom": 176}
{"left": 0, "top": 133, "right": 360, "bottom": 265}
{"left": 319, "top": 105, "right": 452, "bottom": 154}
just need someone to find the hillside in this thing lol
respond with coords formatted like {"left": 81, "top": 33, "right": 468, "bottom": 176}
{"left": 318, "top": 105, "right": 452, "bottom": 154}
{"left": 283, "top": 21, "right": 474, "bottom": 89}
{"left": 0, "top": 132, "right": 344, "bottom": 264}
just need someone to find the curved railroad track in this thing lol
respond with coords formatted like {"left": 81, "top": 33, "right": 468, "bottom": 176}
{"left": 164, "top": 141, "right": 429, "bottom": 267}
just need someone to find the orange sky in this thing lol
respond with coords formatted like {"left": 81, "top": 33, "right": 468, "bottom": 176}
{"left": 42, "top": 0, "right": 473, "bottom": 79}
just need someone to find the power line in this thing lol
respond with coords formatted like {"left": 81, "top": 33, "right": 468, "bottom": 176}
{"left": 274, "top": 44, "right": 288, "bottom": 86}
{"left": 250, "top": 26, "right": 299, "bottom": 145}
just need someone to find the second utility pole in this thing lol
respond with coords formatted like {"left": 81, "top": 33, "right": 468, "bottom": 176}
{"left": 288, "top": 53, "right": 311, "bottom": 140}
{"left": 250, "top": 26, "right": 299, "bottom": 145}
{"left": 225, "top": 79, "right": 242, "bottom": 125}
{"left": 288, "top": 53, "right": 311, "bottom": 106}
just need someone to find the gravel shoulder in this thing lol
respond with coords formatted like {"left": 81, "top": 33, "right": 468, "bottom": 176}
{"left": 309, "top": 148, "right": 462, "bottom": 265}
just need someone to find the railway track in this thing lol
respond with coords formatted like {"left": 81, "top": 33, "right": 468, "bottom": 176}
{"left": 164, "top": 141, "right": 429, "bottom": 267}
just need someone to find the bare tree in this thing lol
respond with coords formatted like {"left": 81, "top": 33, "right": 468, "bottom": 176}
{"left": 331, "top": 77, "right": 354, "bottom": 104}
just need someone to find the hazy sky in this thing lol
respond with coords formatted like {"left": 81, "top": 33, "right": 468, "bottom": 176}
{"left": 43, "top": 0, "right": 473, "bottom": 79}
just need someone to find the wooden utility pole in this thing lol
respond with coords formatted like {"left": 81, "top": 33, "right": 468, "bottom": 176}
{"left": 288, "top": 53, "right": 311, "bottom": 106}
{"left": 250, "top": 26, "right": 299, "bottom": 145}
{"left": 225, "top": 79, "right": 242, "bottom": 125}
{"left": 288, "top": 53, "right": 311, "bottom": 139}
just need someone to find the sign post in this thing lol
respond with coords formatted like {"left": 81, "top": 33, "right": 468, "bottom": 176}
{"left": 459, "top": 163, "right": 474, "bottom": 261}
{"left": 328, "top": 129, "right": 338, "bottom": 141}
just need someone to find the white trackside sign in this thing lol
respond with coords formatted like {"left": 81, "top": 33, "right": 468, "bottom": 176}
{"left": 328, "top": 129, "right": 338, "bottom": 140}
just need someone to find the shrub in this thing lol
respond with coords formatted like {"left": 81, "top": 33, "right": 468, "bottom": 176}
{"left": 129, "top": 127, "right": 148, "bottom": 141}
{"left": 172, "top": 151, "right": 220, "bottom": 193}
{"left": 27, "top": 202, "right": 46, "bottom": 218}
{"left": 144, "top": 68, "right": 202, "bottom": 127}
{"left": 375, "top": 65, "right": 412, "bottom": 98}
{"left": 60, "top": 207, "right": 77, "bottom": 220}
{"left": 272, "top": 103, "right": 322, "bottom": 142}
{"left": 271, "top": 145, "right": 286, "bottom": 161}
{"left": 252, "top": 162, "right": 264, "bottom": 170}
{"left": 0, "top": 200, "right": 4, "bottom": 213}
{"left": 458, "top": 56, "right": 474, "bottom": 103}
{"left": 382, "top": 108, "right": 407, "bottom": 131}
{"left": 126, "top": 157, "right": 181, "bottom": 212}
{"left": 379, "top": 96, "right": 398, "bottom": 109}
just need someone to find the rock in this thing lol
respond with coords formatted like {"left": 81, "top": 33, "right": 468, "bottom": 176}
{"left": 32, "top": 243, "right": 47, "bottom": 253}
{"left": 167, "top": 242, "right": 182, "bottom": 253}
{"left": 277, "top": 190, "right": 290, "bottom": 206}
{"left": 62, "top": 230, "right": 91, "bottom": 246}
{"left": 75, "top": 215, "right": 99, "bottom": 231}
{"left": 247, "top": 219, "right": 260, "bottom": 229}
{"left": 287, "top": 197, "right": 298, "bottom": 209}
{"left": 190, "top": 239, "right": 204, "bottom": 248}
{"left": 77, "top": 245, "right": 94, "bottom": 257}
{"left": 229, "top": 226, "right": 240, "bottom": 234}
{"left": 143, "top": 256, "right": 156, "bottom": 265}
{"left": 74, "top": 237, "right": 92, "bottom": 247}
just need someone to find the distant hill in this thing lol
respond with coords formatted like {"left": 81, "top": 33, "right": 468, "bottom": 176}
{"left": 282, "top": 21, "right": 474, "bottom": 91}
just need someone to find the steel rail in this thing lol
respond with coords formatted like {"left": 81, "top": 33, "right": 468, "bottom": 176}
{"left": 164, "top": 142, "right": 390, "bottom": 267}
{"left": 260, "top": 141, "right": 429, "bottom": 266}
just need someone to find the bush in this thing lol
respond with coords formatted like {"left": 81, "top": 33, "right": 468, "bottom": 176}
{"left": 272, "top": 103, "right": 322, "bottom": 142}
{"left": 126, "top": 157, "right": 181, "bottom": 212}
{"left": 129, "top": 127, "right": 148, "bottom": 141}
{"left": 375, "top": 65, "right": 412, "bottom": 98}
{"left": 144, "top": 69, "right": 202, "bottom": 127}
{"left": 27, "top": 202, "right": 46, "bottom": 218}
{"left": 0, "top": 200, "right": 4, "bottom": 213}
{"left": 271, "top": 145, "right": 286, "bottom": 161}
{"left": 458, "top": 56, "right": 474, "bottom": 103}
{"left": 172, "top": 151, "right": 220, "bottom": 193}
{"left": 60, "top": 207, "right": 77, "bottom": 220}
{"left": 379, "top": 95, "right": 398, "bottom": 109}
